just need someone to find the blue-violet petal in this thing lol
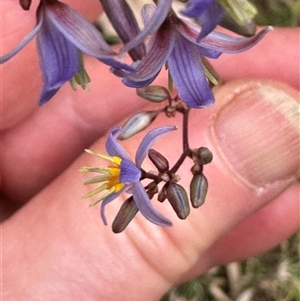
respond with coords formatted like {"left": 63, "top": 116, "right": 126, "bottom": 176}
{"left": 135, "top": 125, "right": 177, "bottom": 168}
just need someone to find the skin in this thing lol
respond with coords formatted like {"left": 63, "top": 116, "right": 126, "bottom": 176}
{"left": 1, "top": 1, "right": 299, "bottom": 300}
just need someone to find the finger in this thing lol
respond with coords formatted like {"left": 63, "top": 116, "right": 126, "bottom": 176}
{"left": 2, "top": 26, "right": 299, "bottom": 202}
{"left": 2, "top": 20, "right": 299, "bottom": 130}
{"left": 181, "top": 183, "right": 300, "bottom": 280}
{"left": 2, "top": 79, "right": 299, "bottom": 300}
{"left": 1, "top": 57, "right": 161, "bottom": 203}
{"left": 211, "top": 28, "right": 300, "bottom": 90}
{"left": 1, "top": 0, "right": 101, "bottom": 130}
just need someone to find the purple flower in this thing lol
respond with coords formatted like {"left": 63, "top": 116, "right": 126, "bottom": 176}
{"left": 112, "top": 3, "right": 271, "bottom": 109}
{"left": 0, "top": 0, "right": 133, "bottom": 105}
{"left": 80, "top": 125, "right": 177, "bottom": 227}
{"left": 181, "top": 0, "right": 225, "bottom": 41}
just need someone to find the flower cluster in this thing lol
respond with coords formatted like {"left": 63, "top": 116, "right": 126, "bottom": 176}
{"left": 2, "top": 0, "right": 271, "bottom": 231}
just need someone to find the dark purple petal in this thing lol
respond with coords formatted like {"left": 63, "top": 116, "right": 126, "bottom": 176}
{"left": 45, "top": 1, "right": 134, "bottom": 71}
{"left": 100, "top": 0, "right": 145, "bottom": 61}
{"left": 131, "top": 182, "right": 172, "bottom": 226}
{"left": 106, "top": 127, "right": 132, "bottom": 161}
{"left": 168, "top": 35, "right": 215, "bottom": 108}
{"left": 0, "top": 11, "right": 43, "bottom": 64}
{"left": 120, "top": 0, "right": 173, "bottom": 54}
{"left": 121, "top": 26, "right": 176, "bottom": 87}
{"left": 181, "top": 0, "right": 214, "bottom": 17}
{"left": 200, "top": 26, "right": 273, "bottom": 53}
{"left": 135, "top": 126, "right": 177, "bottom": 168}
{"left": 195, "top": 2, "right": 224, "bottom": 41}
{"left": 119, "top": 160, "right": 141, "bottom": 184}
{"left": 100, "top": 187, "right": 128, "bottom": 225}
{"left": 37, "top": 11, "right": 80, "bottom": 105}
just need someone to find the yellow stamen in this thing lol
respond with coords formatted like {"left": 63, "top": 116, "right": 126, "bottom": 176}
{"left": 89, "top": 187, "right": 116, "bottom": 207}
{"left": 82, "top": 183, "right": 108, "bottom": 199}
{"left": 82, "top": 149, "right": 126, "bottom": 205}
{"left": 84, "top": 149, "right": 122, "bottom": 165}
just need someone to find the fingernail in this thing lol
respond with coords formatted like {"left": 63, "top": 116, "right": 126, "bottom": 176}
{"left": 210, "top": 80, "right": 300, "bottom": 188}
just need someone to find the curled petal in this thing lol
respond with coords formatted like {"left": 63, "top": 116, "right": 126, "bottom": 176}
{"left": 177, "top": 21, "right": 271, "bottom": 54}
{"left": 37, "top": 14, "right": 80, "bottom": 105}
{"left": 121, "top": 26, "right": 176, "bottom": 87}
{"left": 106, "top": 127, "right": 132, "bottom": 161}
{"left": 200, "top": 26, "right": 273, "bottom": 53}
{"left": 0, "top": 12, "right": 43, "bottom": 64}
{"left": 45, "top": 1, "right": 133, "bottom": 71}
{"left": 168, "top": 36, "right": 215, "bottom": 108}
{"left": 131, "top": 182, "right": 172, "bottom": 226}
{"left": 135, "top": 125, "right": 177, "bottom": 168}
{"left": 121, "top": 0, "right": 173, "bottom": 54}
{"left": 175, "top": 20, "right": 221, "bottom": 58}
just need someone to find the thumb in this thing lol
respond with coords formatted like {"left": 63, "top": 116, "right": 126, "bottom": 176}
{"left": 2, "top": 80, "right": 299, "bottom": 301}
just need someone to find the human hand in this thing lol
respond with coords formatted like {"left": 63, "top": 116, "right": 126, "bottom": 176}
{"left": 1, "top": 1, "right": 299, "bottom": 300}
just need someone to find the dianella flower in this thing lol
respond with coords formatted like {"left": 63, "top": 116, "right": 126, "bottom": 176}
{"left": 0, "top": 0, "right": 133, "bottom": 105}
{"left": 112, "top": 1, "right": 271, "bottom": 109}
{"left": 80, "top": 125, "right": 177, "bottom": 227}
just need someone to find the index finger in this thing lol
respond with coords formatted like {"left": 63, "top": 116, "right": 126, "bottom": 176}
{"left": 0, "top": 0, "right": 102, "bottom": 130}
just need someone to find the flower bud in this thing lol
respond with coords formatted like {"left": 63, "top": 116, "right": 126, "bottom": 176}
{"left": 220, "top": 11, "right": 256, "bottom": 37}
{"left": 136, "top": 85, "right": 170, "bottom": 102}
{"left": 146, "top": 182, "right": 159, "bottom": 199}
{"left": 219, "top": 0, "right": 257, "bottom": 32}
{"left": 70, "top": 53, "right": 90, "bottom": 91}
{"left": 166, "top": 183, "right": 190, "bottom": 219}
{"left": 19, "top": 0, "right": 32, "bottom": 10}
{"left": 190, "top": 174, "right": 208, "bottom": 208}
{"left": 148, "top": 149, "right": 169, "bottom": 172}
{"left": 118, "top": 111, "right": 159, "bottom": 140}
{"left": 202, "top": 57, "right": 221, "bottom": 86}
{"left": 196, "top": 147, "right": 213, "bottom": 165}
{"left": 112, "top": 197, "right": 138, "bottom": 233}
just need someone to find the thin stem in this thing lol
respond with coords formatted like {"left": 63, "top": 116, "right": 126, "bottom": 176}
{"left": 169, "top": 108, "right": 192, "bottom": 174}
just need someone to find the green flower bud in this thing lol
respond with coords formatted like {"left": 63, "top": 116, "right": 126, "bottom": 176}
{"left": 202, "top": 57, "right": 222, "bottom": 86}
{"left": 70, "top": 52, "right": 90, "bottom": 91}
{"left": 220, "top": 11, "right": 256, "bottom": 36}
{"left": 190, "top": 174, "right": 208, "bottom": 208}
{"left": 166, "top": 183, "right": 190, "bottom": 219}
{"left": 196, "top": 147, "right": 213, "bottom": 165}
{"left": 218, "top": 0, "right": 257, "bottom": 26}
{"left": 112, "top": 197, "right": 138, "bottom": 233}
{"left": 146, "top": 181, "right": 159, "bottom": 199}
{"left": 148, "top": 149, "right": 169, "bottom": 172}
{"left": 157, "top": 185, "right": 167, "bottom": 203}
{"left": 136, "top": 85, "right": 170, "bottom": 102}
{"left": 118, "top": 111, "right": 159, "bottom": 140}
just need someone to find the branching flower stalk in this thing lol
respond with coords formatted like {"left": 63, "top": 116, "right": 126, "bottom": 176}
{"left": 1, "top": 0, "right": 271, "bottom": 232}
